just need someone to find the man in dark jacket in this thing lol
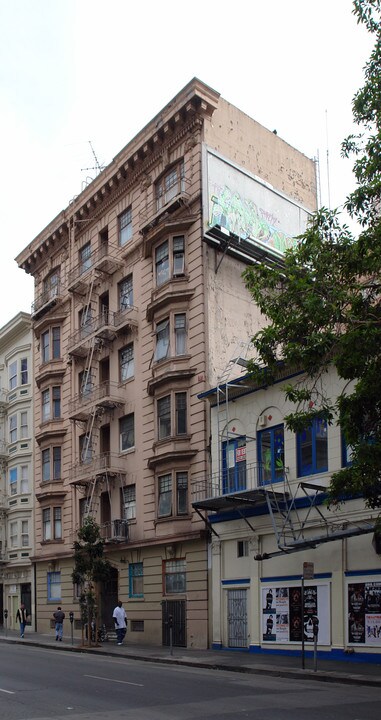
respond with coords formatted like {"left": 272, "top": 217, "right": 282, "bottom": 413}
{"left": 53, "top": 606, "right": 65, "bottom": 641}
{"left": 16, "top": 603, "right": 28, "bottom": 638}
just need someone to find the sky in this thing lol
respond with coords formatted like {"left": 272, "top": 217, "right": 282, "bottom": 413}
{"left": 0, "top": 0, "right": 373, "bottom": 329}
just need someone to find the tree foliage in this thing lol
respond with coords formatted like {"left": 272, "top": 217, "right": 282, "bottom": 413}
{"left": 72, "top": 516, "right": 113, "bottom": 644}
{"left": 243, "top": 0, "right": 381, "bottom": 509}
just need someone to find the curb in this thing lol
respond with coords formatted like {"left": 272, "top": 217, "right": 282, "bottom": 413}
{"left": 1, "top": 637, "right": 380, "bottom": 688}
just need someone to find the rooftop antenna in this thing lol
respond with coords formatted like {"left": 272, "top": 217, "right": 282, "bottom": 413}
{"left": 81, "top": 140, "right": 105, "bottom": 177}
{"left": 325, "top": 110, "right": 331, "bottom": 210}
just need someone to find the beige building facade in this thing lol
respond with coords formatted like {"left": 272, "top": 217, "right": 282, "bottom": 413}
{"left": 195, "top": 366, "right": 381, "bottom": 660}
{"left": 0, "top": 312, "right": 34, "bottom": 632}
{"left": 16, "top": 79, "right": 317, "bottom": 647}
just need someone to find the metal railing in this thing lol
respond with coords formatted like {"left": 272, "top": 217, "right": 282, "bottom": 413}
{"left": 114, "top": 304, "right": 138, "bottom": 329}
{"left": 31, "top": 281, "right": 64, "bottom": 316}
{"left": 67, "top": 244, "right": 122, "bottom": 287}
{"left": 69, "top": 381, "right": 124, "bottom": 414}
{"left": 70, "top": 452, "right": 127, "bottom": 481}
{"left": 100, "top": 519, "right": 129, "bottom": 542}
{"left": 139, "top": 177, "right": 191, "bottom": 228}
{"left": 192, "top": 462, "right": 264, "bottom": 503}
{"left": 68, "top": 311, "right": 116, "bottom": 350}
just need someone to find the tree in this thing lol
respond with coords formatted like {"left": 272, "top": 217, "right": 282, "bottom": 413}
{"left": 72, "top": 516, "right": 113, "bottom": 646}
{"left": 243, "top": 0, "right": 381, "bottom": 510}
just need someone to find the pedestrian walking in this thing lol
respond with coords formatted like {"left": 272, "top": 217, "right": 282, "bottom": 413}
{"left": 53, "top": 606, "right": 65, "bottom": 641}
{"left": 16, "top": 603, "right": 28, "bottom": 638}
{"left": 113, "top": 600, "right": 127, "bottom": 645}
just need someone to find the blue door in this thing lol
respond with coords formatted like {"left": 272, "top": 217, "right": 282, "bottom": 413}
{"left": 222, "top": 437, "right": 246, "bottom": 494}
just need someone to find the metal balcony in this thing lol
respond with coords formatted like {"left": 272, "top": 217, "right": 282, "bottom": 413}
{"left": 70, "top": 452, "right": 127, "bottom": 484}
{"left": 31, "top": 282, "right": 65, "bottom": 319}
{"left": 191, "top": 462, "right": 273, "bottom": 512}
{"left": 68, "top": 381, "right": 125, "bottom": 421}
{"left": 100, "top": 518, "right": 129, "bottom": 543}
{"left": 67, "top": 245, "right": 124, "bottom": 293}
{"left": 68, "top": 311, "right": 116, "bottom": 357}
{"left": 139, "top": 178, "right": 191, "bottom": 232}
{"left": 114, "top": 305, "right": 139, "bottom": 333}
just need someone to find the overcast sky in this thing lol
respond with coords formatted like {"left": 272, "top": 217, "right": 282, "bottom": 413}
{"left": 0, "top": 0, "right": 372, "bottom": 329}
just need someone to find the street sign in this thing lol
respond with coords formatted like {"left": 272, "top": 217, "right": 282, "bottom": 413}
{"left": 303, "top": 562, "right": 314, "bottom": 580}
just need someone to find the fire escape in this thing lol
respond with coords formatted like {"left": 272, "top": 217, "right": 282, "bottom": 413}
{"left": 67, "top": 241, "right": 136, "bottom": 543}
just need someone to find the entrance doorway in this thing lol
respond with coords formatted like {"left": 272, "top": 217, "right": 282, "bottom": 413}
{"left": 162, "top": 600, "right": 186, "bottom": 647}
{"left": 227, "top": 588, "right": 248, "bottom": 647}
{"left": 100, "top": 566, "right": 118, "bottom": 629}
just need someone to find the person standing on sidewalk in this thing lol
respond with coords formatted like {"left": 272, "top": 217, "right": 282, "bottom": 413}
{"left": 53, "top": 606, "right": 65, "bottom": 641}
{"left": 113, "top": 600, "right": 127, "bottom": 645}
{"left": 16, "top": 603, "right": 28, "bottom": 638}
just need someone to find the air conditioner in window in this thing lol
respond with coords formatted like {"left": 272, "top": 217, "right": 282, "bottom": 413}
{"left": 258, "top": 414, "right": 267, "bottom": 427}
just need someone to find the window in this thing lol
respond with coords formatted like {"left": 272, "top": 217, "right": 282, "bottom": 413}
{"left": 258, "top": 425, "right": 285, "bottom": 485}
{"left": 42, "top": 387, "right": 61, "bottom": 421}
{"left": 158, "top": 472, "right": 188, "bottom": 518}
{"left": 175, "top": 314, "right": 186, "bottom": 355}
{"left": 41, "top": 327, "right": 61, "bottom": 363}
{"left": 9, "top": 361, "right": 17, "bottom": 390}
{"left": 20, "top": 412, "right": 28, "bottom": 439}
{"left": 155, "top": 319, "right": 170, "bottom": 361}
{"left": 156, "top": 162, "right": 185, "bottom": 211}
{"left": 9, "top": 467, "right": 17, "bottom": 495}
{"left": 79, "top": 242, "right": 91, "bottom": 274}
{"left": 222, "top": 437, "right": 247, "bottom": 494}
{"left": 79, "top": 306, "right": 93, "bottom": 337}
{"left": 157, "top": 393, "right": 187, "bottom": 440}
{"left": 341, "top": 433, "right": 354, "bottom": 467}
{"left": 20, "top": 465, "right": 29, "bottom": 493}
{"left": 41, "top": 331, "right": 50, "bottom": 363}
{"left": 297, "top": 418, "right": 328, "bottom": 477}
{"left": 43, "top": 446, "right": 62, "bottom": 482}
{"left": 119, "top": 344, "right": 134, "bottom": 382}
{"left": 120, "top": 414, "right": 135, "bottom": 452}
{"left": 20, "top": 358, "right": 28, "bottom": 385}
{"left": 43, "top": 508, "right": 51, "bottom": 540}
{"left": 122, "top": 484, "right": 136, "bottom": 520}
{"left": 9, "top": 414, "right": 17, "bottom": 443}
{"left": 164, "top": 559, "right": 186, "bottom": 594}
{"left": 52, "top": 327, "right": 61, "bottom": 358}
{"left": 175, "top": 393, "right": 187, "bottom": 435}
{"left": 119, "top": 275, "right": 133, "bottom": 309}
{"left": 157, "top": 396, "right": 171, "bottom": 439}
{"left": 54, "top": 507, "right": 62, "bottom": 540}
{"left": 155, "top": 235, "right": 185, "bottom": 287}
{"left": 47, "top": 571, "right": 61, "bottom": 601}
{"left": 119, "top": 207, "right": 132, "bottom": 247}
{"left": 10, "top": 521, "right": 18, "bottom": 548}
{"left": 43, "top": 507, "right": 62, "bottom": 541}
{"left": 237, "top": 540, "right": 249, "bottom": 557}
{"left": 129, "top": 562, "right": 143, "bottom": 598}
{"left": 21, "top": 520, "right": 29, "bottom": 547}
{"left": 44, "top": 269, "right": 60, "bottom": 300}
{"left": 79, "top": 369, "right": 94, "bottom": 397}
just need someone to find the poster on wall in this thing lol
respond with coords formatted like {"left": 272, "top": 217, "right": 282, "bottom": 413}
{"left": 348, "top": 581, "right": 381, "bottom": 645}
{"left": 262, "top": 584, "right": 330, "bottom": 644}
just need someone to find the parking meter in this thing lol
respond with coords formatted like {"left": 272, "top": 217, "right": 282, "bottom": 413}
{"left": 4, "top": 608, "right": 8, "bottom": 637}
{"left": 69, "top": 611, "right": 74, "bottom": 646}
{"left": 312, "top": 617, "right": 319, "bottom": 637}
{"left": 4, "top": 609, "right": 8, "bottom": 620}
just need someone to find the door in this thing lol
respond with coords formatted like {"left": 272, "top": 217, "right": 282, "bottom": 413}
{"left": 21, "top": 583, "right": 32, "bottom": 626}
{"left": 222, "top": 437, "right": 246, "bottom": 494}
{"left": 100, "top": 566, "right": 118, "bottom": 629}
{"left": 227, "top": 589, "right": 248, "bottom": 648}
{"left": 162, "top": 600, "right": 186, "bottom": 647}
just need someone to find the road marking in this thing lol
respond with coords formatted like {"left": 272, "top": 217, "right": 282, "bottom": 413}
{"left": 84, "top": 674, "right": 143, "bottom": 687}
{"left": 0, "top": 688, "right": 15, "bottom": 694}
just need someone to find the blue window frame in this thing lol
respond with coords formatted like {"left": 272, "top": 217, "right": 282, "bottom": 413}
{"left": 222, "top": 437, "right": 246, "bottom": 494}
{"left": 297, "top": 418, "right": 328, "bottom": 477}
{"left": 129, "top": 562, "right": 143, "bottom": 598}
{"left": 258, "top": 424, "right": 285, "bottom": 485}
{"left": 47, "top": 571, "right": 61, "bottom": 601}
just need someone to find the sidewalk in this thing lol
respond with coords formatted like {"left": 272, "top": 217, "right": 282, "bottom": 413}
{"left": 1, "top": 629, "right": 380, "bottom": 687}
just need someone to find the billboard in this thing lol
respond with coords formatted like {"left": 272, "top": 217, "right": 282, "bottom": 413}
{"left": 204, "top": 148, "right": 311, "bottom": 257}
{"left": 347, "top": 580, "right": 381, "bottom": 646}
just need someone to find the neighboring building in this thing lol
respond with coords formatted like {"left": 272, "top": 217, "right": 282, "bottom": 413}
{"left": 194, "top": 364, "right": 381, "bottom": 660}
{"left": 15, "top": 78, "right": 317, "bottom": 647}
{"left": 0, "top": 312, "right": 34, "bottom": 631}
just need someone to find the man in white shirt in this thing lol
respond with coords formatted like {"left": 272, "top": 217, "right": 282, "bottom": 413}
{"left": 113, "top": 600, "right": 127, "bottom": 645}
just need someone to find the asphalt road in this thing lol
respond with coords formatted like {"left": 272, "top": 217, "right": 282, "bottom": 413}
{"left": 0, "top": 643, "right": 379, "bottom": 720}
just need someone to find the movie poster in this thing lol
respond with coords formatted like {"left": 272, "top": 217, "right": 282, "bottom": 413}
{"left": 262, "top": 584, "right": 329, "bottom": 644}
{"left": 348, "top": 581, "right": 381, "bottom": 646}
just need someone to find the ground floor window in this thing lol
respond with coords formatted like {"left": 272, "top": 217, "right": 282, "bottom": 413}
{"left": 47, "top": 571, "right": 61, "bottom": 601}
{"left": 163, "top": 559, "right": 186, "bottom": 594}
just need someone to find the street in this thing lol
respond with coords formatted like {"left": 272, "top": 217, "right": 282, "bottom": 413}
{"left": 0, "top": 643, "right": 379, "bottom": 720}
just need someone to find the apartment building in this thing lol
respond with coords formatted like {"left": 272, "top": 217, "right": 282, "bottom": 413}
{"left": 195, "top": 365, "right": 381, "bottom": 660}
{"left": 16, "top": 78, "right": 317, "bottom": 647}
{"left": 0, "top": 312, "right": 34, "bottom": 631}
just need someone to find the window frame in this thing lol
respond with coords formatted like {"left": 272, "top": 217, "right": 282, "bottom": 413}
{"left": 9, "top": 360, "right": 17, "bottom": 390}
{"left": 9, "top": 467, "right": 17, "bottom": 496}
{"left": 119, "top": 207, "right": 133, "bottom": 247}
{"left": 163, "top": 559, "right": 186, "bottom": 595}
{"left": 154, "top": 234, "right": 185, "bottom": 287}
{"left": 297, "top": 417, "right": 328, "bottom": 477}
{"left": 156, "top": 162, "right": 185, "bottom": 211}
{"left": 129, "top": 562, "right": 143, "bottom": 598}
{"left": 79, "top": 242, "right": 92, "bottom": 274}
{"left": 119, "top": 343, "right": 134, "bottom": 382}
{"left": 157, "top": 471, "right": 188, "bottom": 519}
{"left": 118, "top": 274, "right": 133, "bottom": 309}
{"left": 257, "top": 424, "right": 285, "bottom": 485}
{"left": 47, "top": 570, "right": 61, "bottom": 601}
{"left": 122, "top": 484, "right": 136, "bottom": 520}
{"left": 119, "top": 414, "right": 135, "bottom": 452}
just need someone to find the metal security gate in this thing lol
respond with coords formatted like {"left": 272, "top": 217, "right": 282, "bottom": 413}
{"left": 162, "top": 600, "right": 186, "bottom": 647}
{"left": 227, "top": 589, "right": 248, "bottom": 647}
